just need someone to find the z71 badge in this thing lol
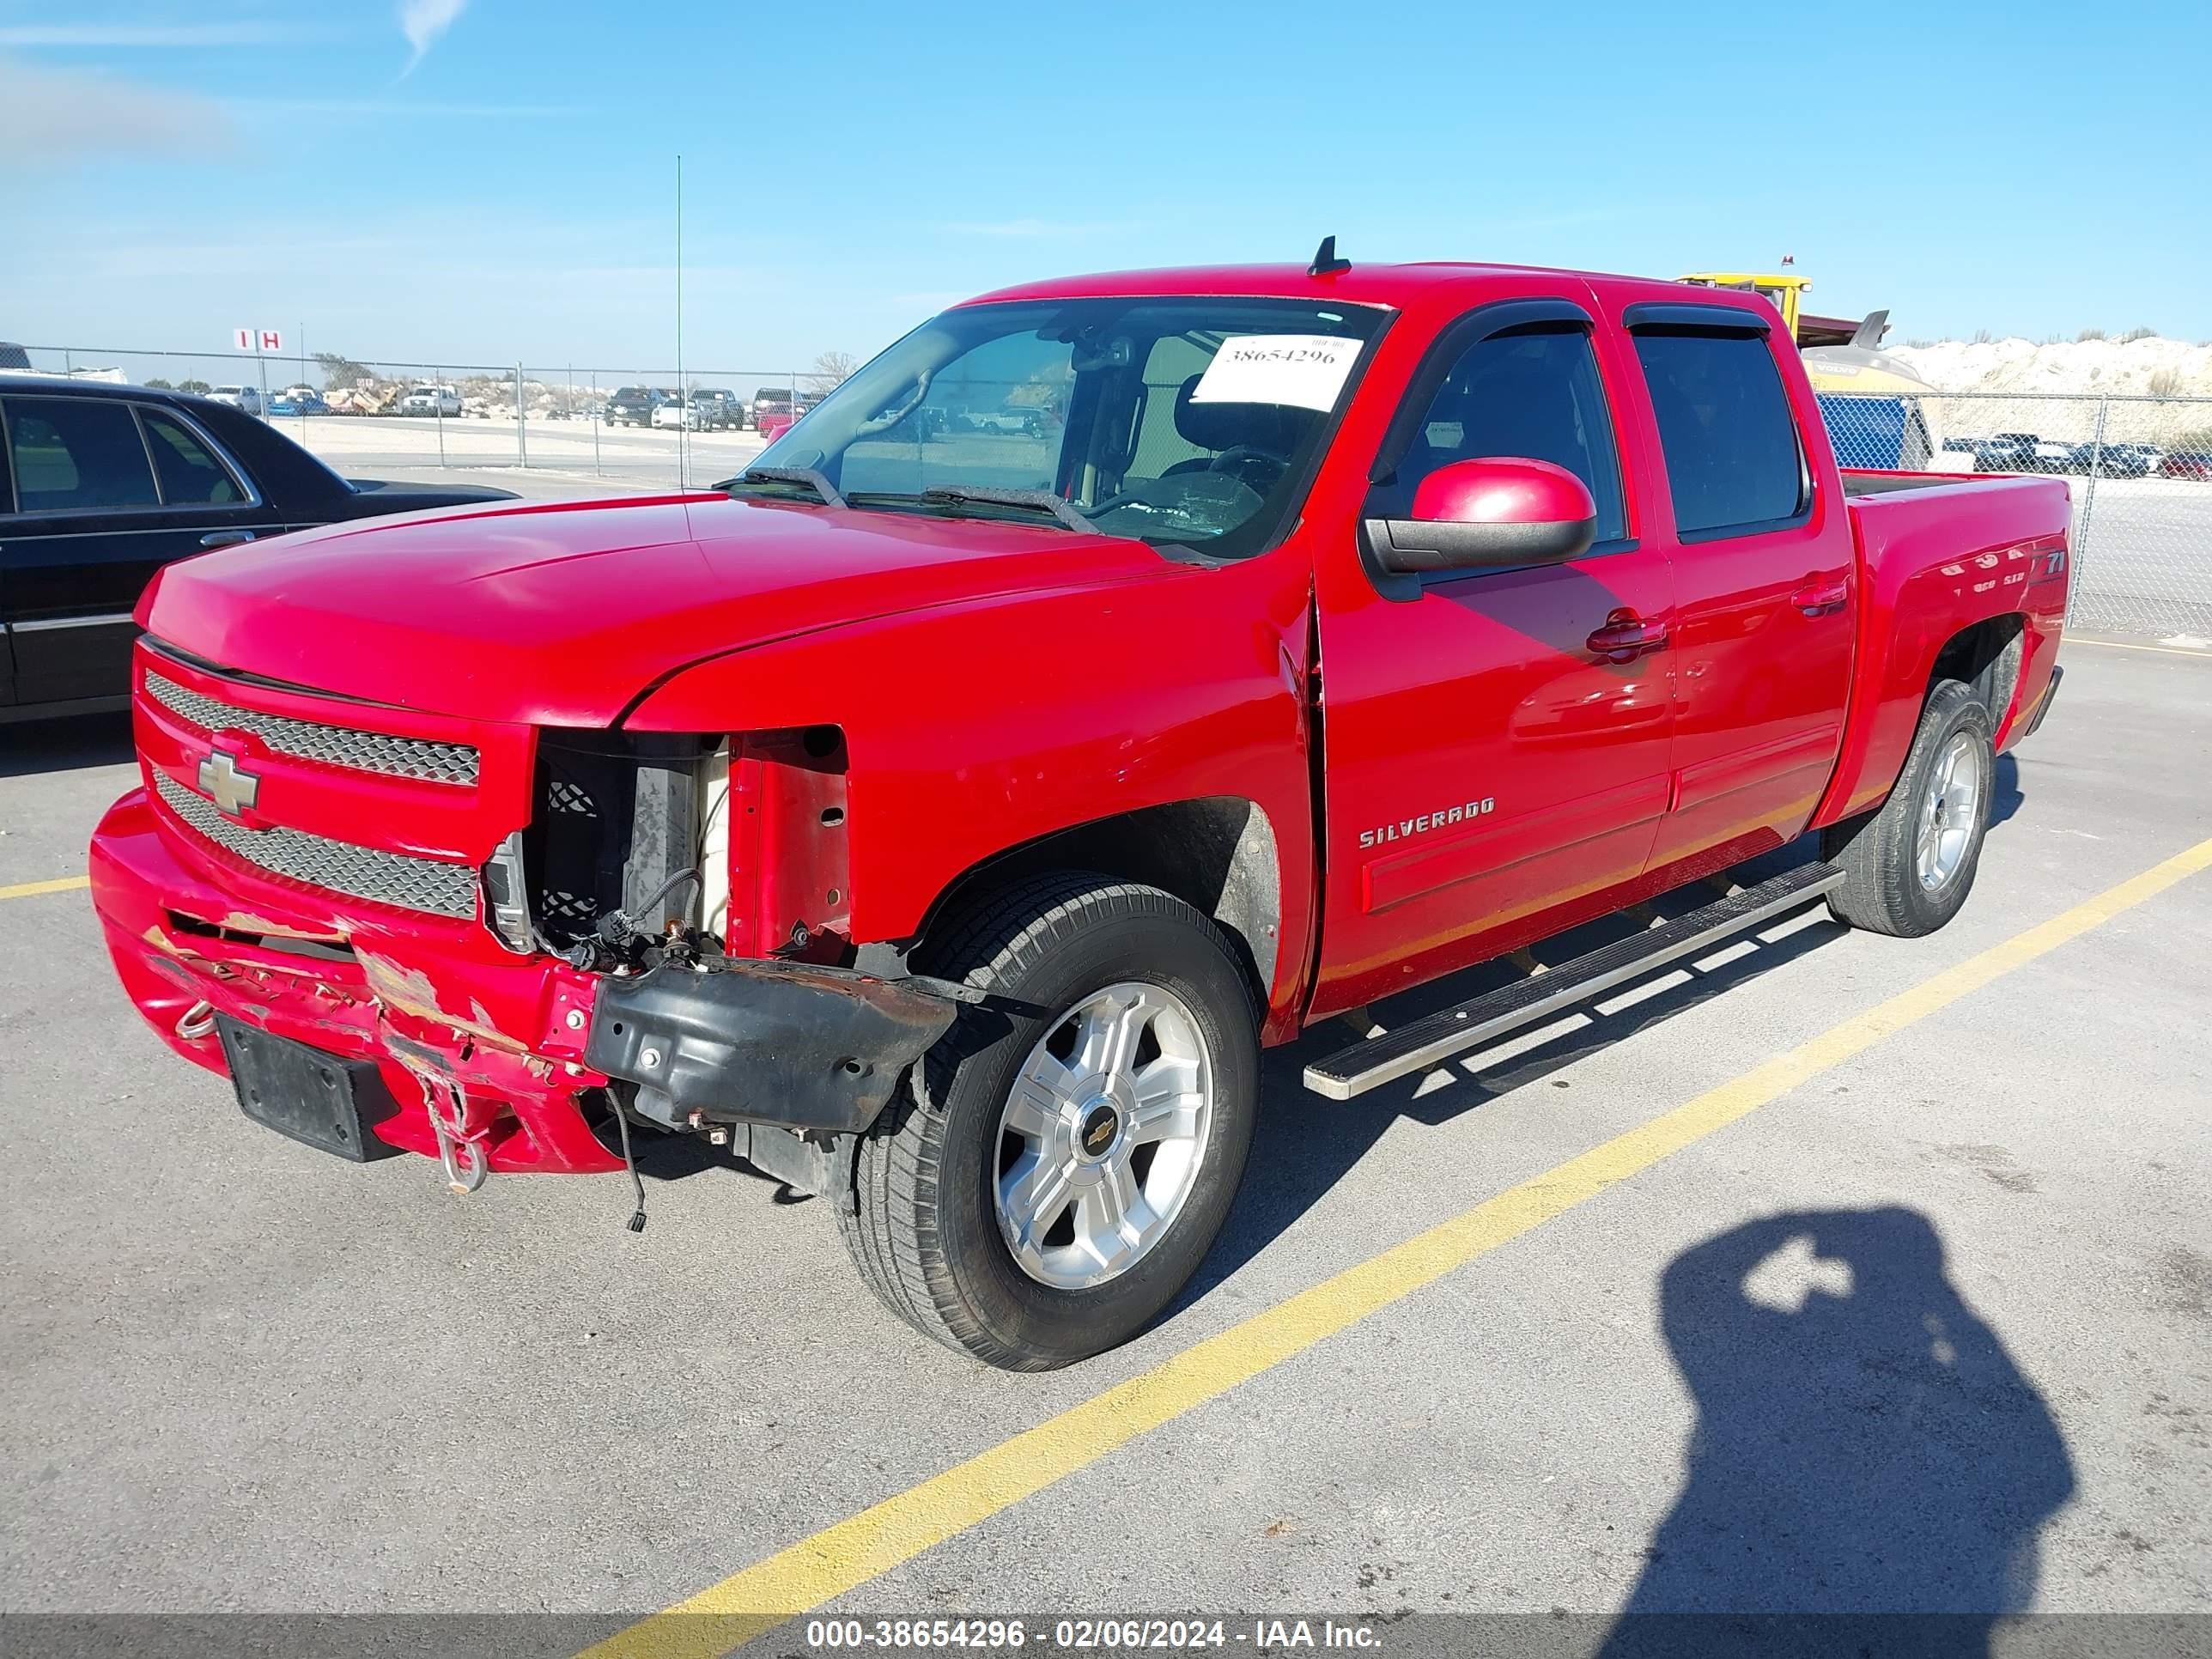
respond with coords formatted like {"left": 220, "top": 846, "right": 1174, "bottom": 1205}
{"left": 1359, "top": 798, "right": 1494, "bottom": 849}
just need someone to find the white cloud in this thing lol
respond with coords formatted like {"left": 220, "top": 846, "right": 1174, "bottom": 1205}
{"left": 0, "top": 54, "right": 235, "bottom": 165}
{"left": 398, "top": 0, "right": 467, "bottom": 73}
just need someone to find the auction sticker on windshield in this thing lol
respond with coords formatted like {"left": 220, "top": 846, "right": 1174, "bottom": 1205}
{"left": 1190, "top": 333, "right": 1361, "bottom": 411}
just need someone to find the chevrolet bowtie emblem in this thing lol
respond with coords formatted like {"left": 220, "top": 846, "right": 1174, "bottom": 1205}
{"left": 198, "top": 749, "right": 261, "bottom": 818}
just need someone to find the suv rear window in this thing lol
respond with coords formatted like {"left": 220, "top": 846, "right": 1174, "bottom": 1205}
{"left": 3, "top": 397, "right": 161, "bottom": 513}
{"left": 1633, "top": 330, "right": 1804, "bottom": 538}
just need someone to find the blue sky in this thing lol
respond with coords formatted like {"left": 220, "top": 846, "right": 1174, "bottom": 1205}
{"left": 3, "top": 0, "right": 2203, "bottom": 373}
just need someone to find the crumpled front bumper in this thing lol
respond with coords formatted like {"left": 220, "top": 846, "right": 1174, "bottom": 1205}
{"left": 89, "top": 785, "right": 961, "bottom": 1178}
{"left": 91, "top": 784, "right": 623, "bottom": 1175}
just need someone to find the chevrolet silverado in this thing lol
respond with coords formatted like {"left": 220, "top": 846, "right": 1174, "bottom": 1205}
{"left": 90, "top": 252, "right": 2069, "bottom": 1370}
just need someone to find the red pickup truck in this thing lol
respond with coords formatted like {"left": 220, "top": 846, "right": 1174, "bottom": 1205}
{"left": 90, "top": 255, "right": 2069, "bottom": 1370}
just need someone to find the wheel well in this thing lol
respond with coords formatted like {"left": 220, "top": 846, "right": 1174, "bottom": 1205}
{"left": 906, "top": 799, "right": 1282, "bottom": 1006}
{"left": 1929, "top": 615, "right": 2025, "bottom": 725}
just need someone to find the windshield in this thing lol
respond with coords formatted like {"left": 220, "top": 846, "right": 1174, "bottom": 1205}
{"left": 750, "top": 296, "right": 1389, "bottom": 558}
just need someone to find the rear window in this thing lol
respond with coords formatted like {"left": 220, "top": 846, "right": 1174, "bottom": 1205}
{"left": 142, "top": 408, "right": 245, "bottom": 505}
{"left": 3, "top": 396, "right": 161, "bottom": 513}
{"left": 1633, "top": 330, "right": 1805, "bottom": 538}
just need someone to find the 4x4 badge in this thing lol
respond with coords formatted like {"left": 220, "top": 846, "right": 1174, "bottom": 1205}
{"left": 198, "top": 749, "right": 260, "bottom": 818}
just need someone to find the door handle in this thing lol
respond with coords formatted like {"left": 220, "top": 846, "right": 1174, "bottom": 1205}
{"left": 1791, "top": 577, "right": 1849, "bottom": 617}
{"left": 199, "top": 530, "right": 257, "bottom": 548}
{"left": 1586, "top": 611, "right": 1668, "bottom": 664}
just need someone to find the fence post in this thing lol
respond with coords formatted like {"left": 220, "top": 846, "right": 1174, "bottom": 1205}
{"left": 516, "top": 363, "right": 528, "bottom": 468}
{"left": 436, "top": 367, "right": 447, "bottom": 469}
{"left": 2069, "top": 396, "right": 2109, "bottom": 626}
{"left": 591, "top": 367, "right": 601, "bottom": 476}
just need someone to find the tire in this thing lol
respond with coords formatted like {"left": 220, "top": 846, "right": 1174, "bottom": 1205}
{"left": 1822, "top": 678, "right": 1993, "bottom": 938}
{"left": 837, "top": 872, "right": 1261, "bottom": 1370}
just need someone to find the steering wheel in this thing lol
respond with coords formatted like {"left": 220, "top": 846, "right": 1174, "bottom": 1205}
{"left": 1206, "top": 444, "right": 1290, "bottom": 494}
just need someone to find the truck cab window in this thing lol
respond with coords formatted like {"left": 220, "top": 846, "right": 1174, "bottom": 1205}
{"left": 1633, "top": 330, "right": 1805, "bottom": 538}
{"left": 757, "top": 297, "right": 1387, "bottom": 561}
{"left": 4, "top": 397, "right": 161, "bottom": 514}
{"left": 1370, "top": 328, "right": 1626, "bottom": 543}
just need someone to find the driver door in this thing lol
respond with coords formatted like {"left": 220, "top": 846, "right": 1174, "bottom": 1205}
{"left": 1309, "top": 302, "right": 1677, "bottom": 1018}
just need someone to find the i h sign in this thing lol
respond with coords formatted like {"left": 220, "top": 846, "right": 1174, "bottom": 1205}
{"left": 260, "top": 329, "right": 283, "bottom": 352}
{"left": 234, "top": 327, "right": 253, "bottom": 350}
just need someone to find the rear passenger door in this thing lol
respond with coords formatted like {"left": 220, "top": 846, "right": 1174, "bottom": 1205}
{"left": 0, "top": 395, "right": 265, "bottom": 708}
{"left": 1620, "top": 307, "right": 1856, "bottom": 872}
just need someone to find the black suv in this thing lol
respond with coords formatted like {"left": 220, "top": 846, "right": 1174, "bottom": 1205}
{"left": 0, "top": 377, "right": 514, "bottom": 720}
{"left": 605, "top": 386, "right": 663, "bottom": 427}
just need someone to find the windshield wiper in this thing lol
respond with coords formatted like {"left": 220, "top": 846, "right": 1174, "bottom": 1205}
{"left": 920, "top": 486, "right": 1097, "bottom": 534}
{"left": 720, "top": 465, "right": 848, "bottom": 508}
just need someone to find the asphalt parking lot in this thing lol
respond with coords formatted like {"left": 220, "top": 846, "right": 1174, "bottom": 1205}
{"left": 3, "top": 639, "right": 2209, "bottom": 1656}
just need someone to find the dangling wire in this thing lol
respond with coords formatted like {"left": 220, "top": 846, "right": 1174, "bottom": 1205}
{"left": 610, "top": 1095, "right": 647, "bottom": 1233}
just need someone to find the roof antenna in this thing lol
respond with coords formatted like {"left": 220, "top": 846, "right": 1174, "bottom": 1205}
{"left": 1309, "top": 234, "right": 1352, "bottom": 278}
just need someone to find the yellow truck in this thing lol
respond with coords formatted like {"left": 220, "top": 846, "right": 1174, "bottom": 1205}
{"left": 1680, "top": 270, "right": 1948, "bottom": 471}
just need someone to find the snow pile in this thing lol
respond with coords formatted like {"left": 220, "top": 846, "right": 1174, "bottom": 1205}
{"left": 1892, "top": 337, "right": 2212, "bottom": 398}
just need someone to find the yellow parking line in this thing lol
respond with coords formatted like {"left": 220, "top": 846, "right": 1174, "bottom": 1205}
{"left": 0, "top": 875, "right": 91, "bottom": 902}
{"left": 569, "top": 831, "right": 2209, "bottom": 1658}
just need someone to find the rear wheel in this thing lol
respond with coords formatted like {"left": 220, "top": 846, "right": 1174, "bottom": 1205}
{"left": 837, "top": 873, "right": 1259, "bottom": 1370}
{"left": 1823, "top": 678, "right": 1993, "bottom": 938}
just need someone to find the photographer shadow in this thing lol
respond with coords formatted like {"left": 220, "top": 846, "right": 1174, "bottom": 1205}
{"left": 1599, "top": 1206, "right": 2075, "bottom": 1658}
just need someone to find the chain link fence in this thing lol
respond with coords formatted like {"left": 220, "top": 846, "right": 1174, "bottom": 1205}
{"left": 1821, "top": 390, "right": 2212, "bottom": 641}
{"left": 11, "top": 348, "right": 2211, "bottom": 641}
{"left": 6, "top": 345, "right": 835, "bottom": 492}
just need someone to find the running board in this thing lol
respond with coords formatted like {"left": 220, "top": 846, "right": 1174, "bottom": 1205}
{"left": 1302, "top": 862, "right": 1845, "bottom": 1101}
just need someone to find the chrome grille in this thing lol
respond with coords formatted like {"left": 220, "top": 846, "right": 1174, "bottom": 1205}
{"left": 155, "top": 772, "right": 478, "bottom": 920}
{"left": 143, "top": 671, "right": 479, "bottom": 787}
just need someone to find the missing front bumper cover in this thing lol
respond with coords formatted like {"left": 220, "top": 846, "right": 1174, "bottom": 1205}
{"left": 582, "top": 958, "right": 961, "bottom": 1135}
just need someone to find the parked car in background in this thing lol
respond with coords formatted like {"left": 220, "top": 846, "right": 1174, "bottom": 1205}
{"left": 2063, "top": 441, "right": 2158, "bottom": 477}
{"left": 689, "top": 388, "right": 744, "bottom": 429}
{"left": 1967, "top": 432, "right": 2039, "bottom": 471}
{"left": 2162, "top": 449, "right": 2212, "bottom": 481}
{"left": 605, "top": 386, "right": 663, "bottom": 427}
{"left": 266, "top": 391, "right": 331, "bottom": 417}
{"left": 398, "top": 386, "right": 462, "bottom": 418}
{"left": 749, "top": 386, "right": 796, "bottom": 430}
{"left": 205, "top": 386, "right": 263, "bottom": 416}
{"left": 0, "top": 376, "right": 516, "bottom": 720}
{"left": 2027, "top": 438, "right": 2074, "bottom": 472}
{"left": 651, "top": 398, "right": 690, "bottom": 431}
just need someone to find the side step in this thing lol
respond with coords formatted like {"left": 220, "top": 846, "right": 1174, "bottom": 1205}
{"left": 1302, "top": 861, "right": 1844, "bottom": 1101}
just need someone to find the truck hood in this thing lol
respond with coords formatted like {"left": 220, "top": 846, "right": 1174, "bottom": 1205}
{"left": 141, "top": 494, "right": 1170, "bottom": 726}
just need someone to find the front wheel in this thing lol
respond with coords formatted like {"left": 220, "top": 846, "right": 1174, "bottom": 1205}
{"left": 838, "top": 873, "right": 1260, "bottom": 1370}
{"left": 1823, "top": 678, "right": 1994, "bottom": 937}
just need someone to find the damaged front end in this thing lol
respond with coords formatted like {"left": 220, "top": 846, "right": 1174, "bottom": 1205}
{"left": 91, "top": 642, "right": 958, "bottom": 1205}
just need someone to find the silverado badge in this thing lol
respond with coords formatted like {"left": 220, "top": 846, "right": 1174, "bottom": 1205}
{"left": 1359, "top": 797, "right": 1494, "bottom": 850}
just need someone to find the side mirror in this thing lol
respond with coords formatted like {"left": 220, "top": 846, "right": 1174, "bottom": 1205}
{"left": 1364, "top": 457, "right": 1598, "bottom": 574}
